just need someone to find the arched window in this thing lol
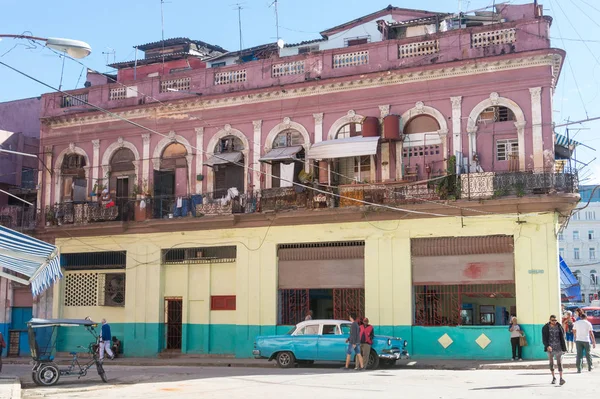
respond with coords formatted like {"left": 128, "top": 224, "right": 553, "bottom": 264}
{"left": 335, "top": 123, "right": 362, "bottom": 139}
{"left": 402, "top": 115, "right": 443, "bottom": 179}
{"left": 162, "top": 143, "right": 187, "bottom": 169}
{"left": 334, "top": 123, "right": 368, "bottom": 184}
{"left": 154, "top": 143, "right": 189, "bottom": 207}
{"left": 591, "top": 270, "right": 597, "bottom": 286}
{"left": 61, "top": 154, "right": 87, "bottom": 202}
{"left": 216, "top": 136, "right": 244, "bottom": 153}
{"left": 110, "top": 148, "right": 136, "bottom": 209}
{"left": 273, "top": 129, "right": 305, "bottom": 148}
{"left": 574, "top": 270, "right": 582, "bottom": 285}
{"left": 477, "top": 106, "right": 516, "bottom": 123}
{"left": 210, "top": 136, "right": 245, "bottom": 195}
{"left": 404, "top": 115, "right": 440, "bottom": 134}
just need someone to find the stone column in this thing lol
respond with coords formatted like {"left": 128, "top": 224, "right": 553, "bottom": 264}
{"left": 529, "top": 87, "right": 543, "bottom": 170}
{"left": 252, "top": 120, "right": 262, "bottom": 191}
{"left": 92, "top": 140, "right": 100, "bottom": 189}
{"left": 43, "top": 145, "right": 53, "bottom": 210}
{"left": 195, "top": 127, "right": 204, "bottom": 194}
{"left": 313, "top": 113, "right": 324, "bottom": 144}
{"left": 515, "top": 121, "right": 527, "bottom": 171}
{"left": 142, "top": 133, "right": 151, "bottom": 188}
{"left": 438, "top": 129, "right": 449, "bottom": 172}
{"left": 467, "top": 127, "right": 477, "bottom": 171}
{"left": 450, "top": 96, "right": 462, "bottom": 174}
{"left": 379, "top": 105, "right": 391, "bottom": 181}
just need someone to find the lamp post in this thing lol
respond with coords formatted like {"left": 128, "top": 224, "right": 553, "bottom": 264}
{"left": 0, "top": 35, "right": 92, "bottom": 58}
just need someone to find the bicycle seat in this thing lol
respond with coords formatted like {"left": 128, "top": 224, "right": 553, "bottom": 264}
{"left": 70, "top": 351, "right": 77, "bottom": 355}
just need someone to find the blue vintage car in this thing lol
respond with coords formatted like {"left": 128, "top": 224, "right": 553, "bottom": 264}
{"left": 253, "top": 319, "right": 409, "bottom": 369}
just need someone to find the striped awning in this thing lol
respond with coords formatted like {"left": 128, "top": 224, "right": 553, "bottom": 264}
{"left": 0, "top": 226, "right": 62, "bottom": 297}
{"left": 555, "top": 134, "right": 581, "bottom": 149}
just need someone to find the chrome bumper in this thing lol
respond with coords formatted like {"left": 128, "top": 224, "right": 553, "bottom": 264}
{"left": 379, "top": 349, "right": 410, "bottom": 360}
{"left": 252, "top": 349, "right": 262, "bottom": 358}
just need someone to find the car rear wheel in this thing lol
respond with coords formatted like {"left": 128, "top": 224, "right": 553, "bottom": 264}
{"left": 276, "top": 351, "right": 296, "bottom": 368}
{"left": 367, "top": 350, "right": 380, "bottom": 370}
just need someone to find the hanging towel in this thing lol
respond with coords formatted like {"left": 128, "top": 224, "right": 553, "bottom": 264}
{"left": 280, "top": 163, "right": 295, "bottom": 188}
{"left": 176, "top": 197, "right": 183, "bottom": 208}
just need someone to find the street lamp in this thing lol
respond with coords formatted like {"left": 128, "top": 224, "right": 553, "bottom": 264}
{"left": 0, "top": 34, "right": 91, "bottom": 58}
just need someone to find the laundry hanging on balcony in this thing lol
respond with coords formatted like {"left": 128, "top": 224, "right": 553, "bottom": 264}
{"left": 559, "top": 255, "right": 581, "bottom": 302}
{"left": 307, "top": 136, "right": 380, "bottom": 160}
{"left": 0, "top": 225, "right": 62, "bottom": 297}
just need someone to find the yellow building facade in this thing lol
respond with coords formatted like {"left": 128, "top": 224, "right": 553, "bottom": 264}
{"left": 52, "top": 209, "right": 563, "bottom": 360}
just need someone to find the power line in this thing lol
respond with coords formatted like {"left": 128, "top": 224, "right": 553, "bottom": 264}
{"left": 0, "top": 59, "right": 452, "bottom": 218}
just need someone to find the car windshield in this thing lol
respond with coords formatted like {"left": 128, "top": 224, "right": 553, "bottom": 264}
{"left": 585, "top": 310, "right": 600, "bottom": 317}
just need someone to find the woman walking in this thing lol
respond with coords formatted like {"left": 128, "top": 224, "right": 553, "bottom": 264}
{"left": 508, "top": 317, "right": 523, "bottom": 361}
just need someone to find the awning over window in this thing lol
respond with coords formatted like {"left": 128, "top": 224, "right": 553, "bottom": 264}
{"left": 0, "top": 226, "right": 62, "bottom": 297}
{"left": 307, "top": 136, "right": 380, "bottom": 160}
{"left": 560, "top": 255, "right": 582, "bottom": 302}
{"left": 555, "top": 134, "right": 581, "bottom": 149}
{"left": 259, "top": 146, "right": 303, "bottom": 163}
{"left": 205, "top": 151, "right": 243, "bottom": 167}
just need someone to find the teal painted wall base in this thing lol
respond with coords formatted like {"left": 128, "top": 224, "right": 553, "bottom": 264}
{"left": 0, "top": 324, "right": 7, "bottom": 358}
{"left": 56, "top": 323, "right": 548, "bottom": 360}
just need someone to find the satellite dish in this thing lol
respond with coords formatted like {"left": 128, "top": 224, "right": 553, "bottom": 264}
{"left": 277, "top": 39, "right": 285, "bottom": 49}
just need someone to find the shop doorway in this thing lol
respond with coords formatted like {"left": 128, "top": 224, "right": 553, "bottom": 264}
{"left": 164, "top": 297, "right": 182, "bottom": 351}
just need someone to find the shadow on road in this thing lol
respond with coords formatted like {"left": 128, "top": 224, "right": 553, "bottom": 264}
{"left": 471, "top": 384, "right": 547, "bottom": 390}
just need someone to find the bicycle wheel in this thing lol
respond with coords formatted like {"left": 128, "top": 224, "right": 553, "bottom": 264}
{"left": 36, "top": 363, "right": 60, "bottom": 386}
{"left": 96, "top": 362, "right": 108, "bottom": 383}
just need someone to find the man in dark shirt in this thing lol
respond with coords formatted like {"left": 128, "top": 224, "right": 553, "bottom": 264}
{"left": 342, "top": 312, "right": 364, "bottom": 371}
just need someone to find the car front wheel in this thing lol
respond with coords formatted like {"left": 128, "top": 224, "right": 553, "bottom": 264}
{"left": 276, "top": 351, "right": 296, "bottom": 368}
{"left": 367, "top": 350, "right": 380, "bottom": 370}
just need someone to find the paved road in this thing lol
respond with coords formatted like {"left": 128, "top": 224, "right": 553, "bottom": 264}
{"left": 7, "top": 363, "right": 600, "bottom": 399}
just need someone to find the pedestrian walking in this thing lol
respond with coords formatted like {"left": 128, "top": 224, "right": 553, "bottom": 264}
{"left": 99, "top": 318, "right": 115, "bottom": 361}
{"left": 542, "top": 314, "right": 567, "bottom": 385}
{"left": 360, "top": 317, "right": 374, "bottom": 369}
{"left": 0, "top": 332, "right": 6, "bottom": 372}
{"left": 573, "top": 313, "right": 596, "bottom": 373}
{"left": 562, "top": 311, "right": 575, "bottom": 353}
{"left": 508, "top": 317, "right": 523, "bottom": 361}
{"left": 341, "top": 312, "right": 364, "bottom": 371}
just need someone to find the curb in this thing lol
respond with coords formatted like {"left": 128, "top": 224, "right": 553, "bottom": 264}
{"left": 0, "top": 377, "right": 21, "bottom": 399}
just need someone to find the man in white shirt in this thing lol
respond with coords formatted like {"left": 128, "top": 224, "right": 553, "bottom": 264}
{"left": 573, "top": 313, "right": 597, "bottom": 373}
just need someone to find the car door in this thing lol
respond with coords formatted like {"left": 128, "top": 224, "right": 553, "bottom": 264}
{"left": 292, "top": 324, "right": 320, "bottom": 360}
{"left": 317, "top": 323, "right": 347, "bottom": 361}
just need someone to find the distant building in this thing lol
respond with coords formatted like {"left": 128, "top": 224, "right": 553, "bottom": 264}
{"left": 37, "top": 3, "right": 578, "bottom": 360}
{"left": 560, "top": 185, "right": 600, "bottom": 305}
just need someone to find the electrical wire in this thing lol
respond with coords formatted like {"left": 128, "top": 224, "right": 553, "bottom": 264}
{"left": 0, "top": 59, "right": 452, "bottom": 218}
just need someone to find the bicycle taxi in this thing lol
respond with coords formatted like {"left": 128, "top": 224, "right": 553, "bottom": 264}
{"left": 27, "top": 318, "right": 108, "bottom": 386}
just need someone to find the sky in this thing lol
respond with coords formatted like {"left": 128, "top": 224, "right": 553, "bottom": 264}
{"left": 0, "top": 0, "right": 598, "bottom": 183}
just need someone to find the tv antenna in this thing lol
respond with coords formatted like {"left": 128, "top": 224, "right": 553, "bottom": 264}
{"left": 232, "top": 3, "right": 246, "bottom": 54}
{"left": 270, "top": 0, "right": 280, "bottom": 42}
{"left": 160, "top": 0, "right": 172, "bottom": 74}
{"left": 102, "top": 47, "right": 116, "bottom": 69}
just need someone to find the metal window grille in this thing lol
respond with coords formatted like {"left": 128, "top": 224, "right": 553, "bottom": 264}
{"left": 414, "top": 283, "right": 516, "bottom": 326}
{"left": 399, "top": 40, "right": 439, "bottom": 58}
{"left": 278, "top": 289, "right": 309, "bottom": 325}
{"left": 471, "top": 28, "right": 516, "bottom": 48}
{"left": 272, "top": 61, "right": 305, "bottom": 78}
{"left": 162, "top": 246, "right": 237, "bottom": 264}
{"left": 160, "top": 77, "right": 191, "bottom": 93}
{"left": 333, "top": 288, "right": 365, "bottom": 320}
{"left": 64, "top": 273, "right": 99, "bottom": 306}
{"left": 109, "top": 87, "right": 127, "bottom": 100}
{"left": 214, "top": 70, "right": 247, "bottom": 85}
{"left": 60, "top": 93, "right": 88, "bottom": 108}
{"left": 98, "top": 273, "right": 126, "bottom": 307}
{"left": 496, "top": 139, "right": 519, "bottom": 161}
{"left": 61, "top": 251, "right": 126, "bottom": 270}
{"left": 333, "top": 51, "right": 369, "bottom": 69}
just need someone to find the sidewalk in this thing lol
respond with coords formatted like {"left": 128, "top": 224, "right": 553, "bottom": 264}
{"left": 5, "top": 351, "right": 598, "bottom": 371}
{"left": 0, "top": 376, "right": 20, "bottom": 399}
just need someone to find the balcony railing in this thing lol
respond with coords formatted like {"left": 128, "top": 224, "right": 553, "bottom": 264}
{"left": 0, "top": 205, "right": 37, "bottom": 231}
{"left": 399, "top": 40, "right": 439, "bottom": 58}
{"left": 60, "top": 93, "right": 88, "bottom": 108}
{"left": 333, "top": 51, "right": 369, "bottom": 68}
{"left": 471, "top": 28, "right": 516, "bottom": 48}
{"left": 39, "top": 171, "right": 577, "bottom": 228}
{"left": 272, "top": 61, "right": 305, "bottom": 78}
